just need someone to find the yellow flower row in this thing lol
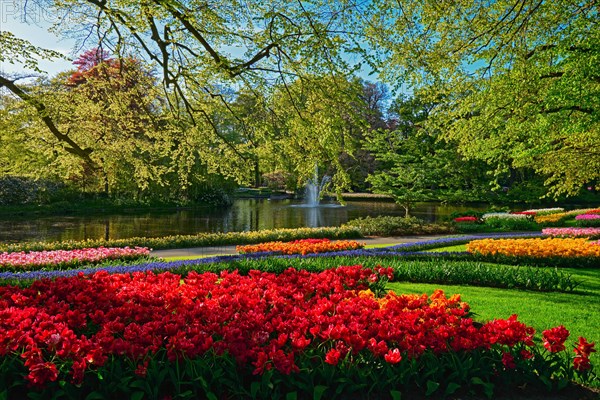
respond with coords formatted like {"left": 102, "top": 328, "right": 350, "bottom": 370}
{"left": 466, "top": 238, "right": 600, "bottom": 258}
{"left": 534, "top": 208, "right": 600, "bottom": 224}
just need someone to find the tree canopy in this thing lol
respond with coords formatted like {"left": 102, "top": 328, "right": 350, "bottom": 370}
{"left": 1, "top": 0, "right": 598, "bottom": 204}
{"left": 361, "top": 0, "right": 600, "bottom": 196}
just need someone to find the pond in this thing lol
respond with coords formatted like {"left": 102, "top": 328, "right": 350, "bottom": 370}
{"left": 1, "top": 199, "right": 501, "bottom": 243}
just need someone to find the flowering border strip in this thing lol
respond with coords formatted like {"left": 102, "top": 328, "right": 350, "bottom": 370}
{"left": 1, "top": 249, "right": 579, "bottom": 293}
{"left": 383, "top": 232, "right": 543, "bottom": 252}
{"left": 542, "top": 228, "right": 600, "bottom": 239}
{"left": 0, "top": 250, "right": 464, "bottom": 281}
{"left": 0, "top": 247, "right": 150, "bottom": 272}
{"left": 0, "top": 226, "right": 363, "bottom": 253}
{"left": 236, "top": 239, "right": 365, "bottom": 255}
{"left": 466, "top": 238, "right": 600, "bottom": 268}
{"left": 467, "top": 238, "right": 600, "bottom": 258}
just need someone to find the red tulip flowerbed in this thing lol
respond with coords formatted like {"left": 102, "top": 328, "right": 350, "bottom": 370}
{"left": 0, "top": 246, "right": 150, "bottom": 271}
{"left": 0, "top": 266, "right": 595, "bottom": 398}
{"left": 236, "top": 238, "right": 364, "bottom": 255}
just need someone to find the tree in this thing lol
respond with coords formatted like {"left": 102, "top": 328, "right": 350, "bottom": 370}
{"left": 337, "top": 80, "right": 389, "bottom": 192}
{"left": 3, "top": 1, "right": 365, "bottom": 195}
{"left": 361, "top": 0, "right": 600, "bottom": 197}
{"left": 260, "top": 75, "right": 367, "bottom": 194}
{"left": 0, "top": 32, "right": 95, "bottom": 166}
{"left": 45, "top": 49, "right": 178, "bottom": 198}
{"left": 365, "top": 94, "right": 493, "bottom": 215}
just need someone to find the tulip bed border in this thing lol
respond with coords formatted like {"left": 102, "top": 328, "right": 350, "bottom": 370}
{"left": 0, "top": 233, "right": 598, "bottom": 398}
{"left": 0, "top": 266, "right": 596, "bottom": 399}
{"left": 0, "top": 247, "right": 151, "bottom": 272}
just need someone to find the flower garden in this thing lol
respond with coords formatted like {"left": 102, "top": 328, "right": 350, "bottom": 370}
{"left": 0, "top": 207, "right": 599, "bottom": 399}
{"left": 0, "top": 246, "right": 150, "bottom": 271}
{"left": 236, "top": 238, "right": 364, "bottom": 255}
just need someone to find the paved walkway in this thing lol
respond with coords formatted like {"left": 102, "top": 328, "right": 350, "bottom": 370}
{"left": 150, "top": 235, "right": 450, "bottom": 258}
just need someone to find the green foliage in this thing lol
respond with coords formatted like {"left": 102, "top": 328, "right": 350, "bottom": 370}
{"left": 0, "top": 32, "right": 64, "bottom": 73}
{"left": 0, "top": 176, "right": 76, "bottom": 206}
{"left": 575, "top": 218, "right": 600, "bottom": 228}
{"left": 482, "top": 217, "right": 540, "bottom": 231}
{"left": 388, "top": 270, "right": 600, "bottom": 383}
{"left": 258, "top": 76, "right": 367, "bottom": 194}
{"left": 2, "top": 345, "right": 589, "bottom": 399}
{"left": 362, "top": 0, "right": 600, "bottom": 197}
{"left": 364, "top": 94, "right": 497, "bottom": 213}
{"left": 455, "top": 223, "right": 490, "bottom": 233}
{"left": 470, "top": 253, "right": 600, "bottom": 269}
{"left": 342, "top": 215, "right": 455, "bottom": 236}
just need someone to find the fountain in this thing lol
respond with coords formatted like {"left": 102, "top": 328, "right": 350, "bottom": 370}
{"left": 288, "top": 164, "right": 343, "bottom": 229}
{"left": 304, "top": 164, "right": 331, "bottom": 207}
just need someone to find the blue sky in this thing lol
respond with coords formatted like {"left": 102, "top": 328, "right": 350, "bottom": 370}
{"left": 0, "top": 0, "right": 77, "bottom": 75}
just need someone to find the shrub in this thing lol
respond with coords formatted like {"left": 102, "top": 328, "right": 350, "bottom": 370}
{"left": 0, "top": 176, "right": 75, "bottom": 206}
{"left": 262, "top": 171, "right": 293, "bottom": 190}
{"left": 455, "top": 222, "right": 490, "bottom": 233}
{"left": 343, "top": 215, "right": 454, "bottom": 236}
{"left": 482, "top": 216, "right": 540, "bottom": 231}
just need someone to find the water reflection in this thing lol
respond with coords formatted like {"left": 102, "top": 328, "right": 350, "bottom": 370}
{"left": 0, "top": 199, "right": 494, "bottom": 243}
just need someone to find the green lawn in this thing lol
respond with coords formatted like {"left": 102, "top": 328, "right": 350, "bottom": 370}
{"left": 424, "top": 244, "right": 467, "bottom": 252}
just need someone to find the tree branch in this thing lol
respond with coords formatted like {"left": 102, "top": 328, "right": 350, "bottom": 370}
{"left": 0, "top": 75, "right": 97, "bottom": 167}
{"left": 542, "top": 105, "right": 594, "bottom": 114}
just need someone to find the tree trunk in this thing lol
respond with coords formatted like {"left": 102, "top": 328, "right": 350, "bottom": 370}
{"left": 104, "top": 172, "right": 109, "bottom": 196}
{"left": 254, "top": 158, "right": 261, "bottom": 188}
{"left": 403, "top": 204, "right": 410, "bottom": 218}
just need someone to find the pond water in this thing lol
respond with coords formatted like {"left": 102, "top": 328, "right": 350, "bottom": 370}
{"left": 1, "top": 199, "right": 502, "bottom": 243}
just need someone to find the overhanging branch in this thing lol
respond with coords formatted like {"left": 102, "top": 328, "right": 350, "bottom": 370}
{"left": 0, "top": 74, "right": 97, "bottom": 167}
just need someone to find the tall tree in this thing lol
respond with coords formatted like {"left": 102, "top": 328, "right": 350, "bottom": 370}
{"left": 360, "top": 0, "right": 600, "bottom": 196}
{"left": 47, "top": 49, "right": 176, "bottom": 197}
{"left": 338, "top": 80, "right": 389, "bottom": 191}
{"left": 4, "top": 1, "right": 366, "bottom": 194}
{"left": 262, "top": 76, "right": 366, "bottom": 193}
{"left": 365, "top": 94, "right": 493, "bottom": 215}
